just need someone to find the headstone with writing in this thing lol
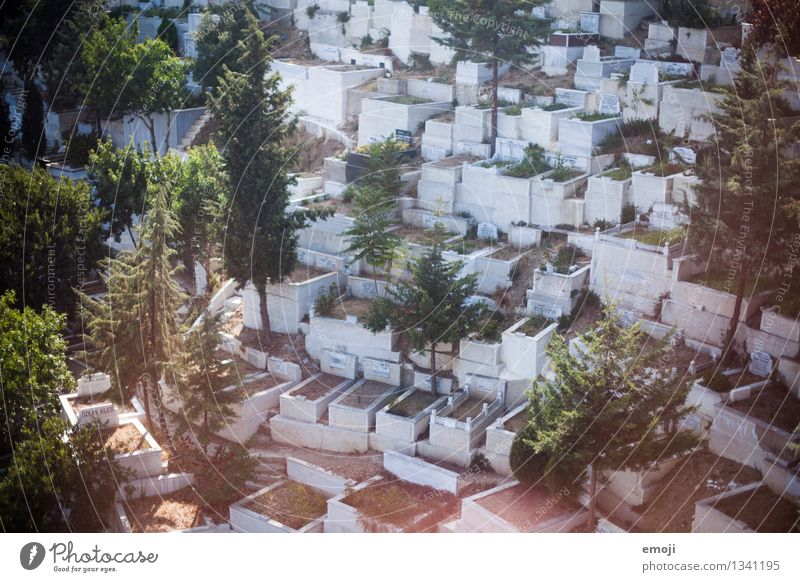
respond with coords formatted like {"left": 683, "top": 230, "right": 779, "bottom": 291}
{"left": 328, "top": 352, "right": 347, "bottom": 370}
{"left": 722, "top": 47, "right": 740, "bottom": 65}
{"left": 395, "top": 129, "right": 412, "bottom": 144}
{"left": 630, "top": 61, "right": 659, "bottom": 84}
{"left": 77, "top": 402, "right": 118, "bottom": 428}
{"left": 599, "top": 93, "right": 621, "bottom": 115}
{"left": 532, "top": 6, "right": 548, "bottom": 19}
{"left": 670, "top": 146, "right": 696, "bottom": 165}
{"left": 477, "top": 222, "right": 498, "bottom": 240}
{"left": 579, "top": 12, "right": 600, "bottom": 34}
{"left": 497, "top": 87, "right": 522, "bottom": 104}
{"left": 748, "top": 351, "right": 773, "bottom": 377}
{"left": 555, "top": 88, "right": 586, "bottom": 108}
{"left": 662, "top": 61, "right": 693, "bottom": 77}
{"left": 361, "top": 280, "right": 378, "bottom": 298}
{"left": 614, "top": 46, "right": 641, "bottom": 60}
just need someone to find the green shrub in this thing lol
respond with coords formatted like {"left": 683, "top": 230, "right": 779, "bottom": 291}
{"left": 313, "top": 283, "right": 339, "bottom": 317}
{"left": 306, "top": 4, "right": 320, "bottom": 18}
{"left": 702, "top": 371, "right": 731, "bottom": 393}
{"left": 510, "top": 424, "right": 549, "bottom": 486}
{"left": 621, "top": 203, "right": 637, "bottom": 224}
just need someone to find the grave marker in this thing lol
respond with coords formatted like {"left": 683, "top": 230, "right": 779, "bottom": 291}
{"left": 749, "top": 351, "right": 773, "bottom": 377}
{"left": 599, "top": 93, "right": 621, "bottom": 115}
{"left": 477, "top": 222, "right": 498, "bottom": 240}
{"left": 554, "top": 88, "right": 586, "bottom": 108}
{"left": 670, "top": 146, "right": 696, "bottom": 165}
{"left": 579, "top": 12, "right": 600, "bottom": 34}
{"left": 630, "top": 61, "right": 659, "bottom": 84}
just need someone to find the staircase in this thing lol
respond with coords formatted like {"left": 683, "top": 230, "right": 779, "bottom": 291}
{"left": 177, "top": 111, "right": 212, "bottom": 152}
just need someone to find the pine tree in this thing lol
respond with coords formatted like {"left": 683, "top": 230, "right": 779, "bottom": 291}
{"left": 517, "top": 305, "right": 700, "bottom": 528}
{"left": 688, "top": 44, "right": 800, "bottom": 360}
{"left": 363, "top": 224, "right": 484, "bottom": 395}
{"left": 174, "top": 312, "right": 238, "bottom": 451}
{"left": 210, "top": 11, "right": 301, "bottom": 343}
{"left": 20, "top": 79, "right": 45, "bottom": 159}
{"left": 343, "top": 140, "right": 405, "bottom": 291}
{"left": 79, "top": 186, "right": 187, "bottom": 447}
{"left": 429, "top": 0, "right": 549, "bottom": 155}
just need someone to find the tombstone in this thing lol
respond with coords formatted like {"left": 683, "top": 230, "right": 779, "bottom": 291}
{"left": 748, "top": 351, "right": 773, "bottom": 377}
{"left": 532, "top": 6, "right": 548, "bottom": 19}
{"left": 77, "top": 402, "right": 118, "bottom": 428}
{"left": 477, "top": 222, "right": 499, "bottom": 240}
{"left": 599, "top": 93, "right": 621, "bottom": 115}
{"left": 579, "top": 12, "right": 600, "bottom": 35}
{"left": 544, "top": 263, "right": 555, "bottom": 273}
{"left": 370, "top": 360, "right": 391, "bottom": 379}
{"left": 395, "top": 129, "right": 412, "bottom": 144}
{"left": 670, "top": 146, "right": 696, "bottom": 165}
{"left": 361, "top": 280, "right": 378, "bottom": 298}
{"left": 328, "top": 352, "right": 348, "bottom": 370}
{"left": 722, "top": 47, "right": 739, "bottom": 64}
{"left": 497, "top": 87, "right": 522, "bottom": 104}
{"left": 614, "top": 46, "right": 641, "bottom": 60}
{"left": 618, "top": 309, "right": 638, "bottom": 327}
{"left": 630, "top": 61, "right": 659, "bottom": 84}
{"left": 662, "top": 61, "right": 693, "bottom": 77}
{"left": 583, "top": 45, "right": 602, "bottom": 63}
{"left": 555, "top": 88, "right": 586, "bottom": 108}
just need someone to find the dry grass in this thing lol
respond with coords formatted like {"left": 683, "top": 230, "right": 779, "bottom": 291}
{"left": 125, "top": 488, "right": 204, "bottom": 533}
{"left": 285, "top": 129, "right": 346, "bottom": 174}
{"left": 245, "top": 482, "right": 327, "bottom": 530}
{"left": 100, "top": 424, "right": 149, "bottom": 455}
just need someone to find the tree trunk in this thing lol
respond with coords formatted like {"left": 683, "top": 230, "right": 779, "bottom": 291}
{"left": 587, "top": 462, "right": 598, "bottom": 529}
{"left": 203, "top": 409, "right": 209, "bottom": 453}
{"left": 142, "top": 381, "right": 153, "bottom": 429}
{"left": 430, "top": 343, "right": 437, "bottom": 397}
{"left": 723, "top": 270, "right": 747, "bottom": 364}
{"left": 490, "top": 60, "right": 499, "bottom": 157}
{"left": 127, "top": 224, "right": 139, "bottom": 250}
{"left": 95, "top": 114, "right": 103, "bottom": 139}
{"left": 141, "top": 115, "right": 158, "bottom": 158}
{"left": 259, "top": 287, "right": 273, "bottom": 344}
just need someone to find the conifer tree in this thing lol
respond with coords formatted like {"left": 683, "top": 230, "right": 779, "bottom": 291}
{"left": 429, "top": 0, "right": 549, "bottom": 154}
{"left": 516, "top": 306, "right": 699, "bottom": 528}
{"left": 174, "top": 312, "right": 238, "bottom": 451}
{"left": 688, "top": 44, "right": 800, "bottom": 359}
{"left": 363, "top": 224, "right": 484, "bottom": 394}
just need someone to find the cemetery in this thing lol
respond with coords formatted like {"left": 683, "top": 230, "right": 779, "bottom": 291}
{"left": 692, "top": 482, "right": 800, "bottom": 533}
{"left": 6, "top": 0, "right": 800, "bottom": 539}
{"left": 324, "top": 475, "right": 459, "bottom": 533}
{"left": 230, "top": 480, "right": 329, "bottom": 533}
{"left": 456, "top": 481, "right": 586, "bottom": 533}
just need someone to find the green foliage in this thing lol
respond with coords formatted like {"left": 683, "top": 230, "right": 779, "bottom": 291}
{"left": 510, "top": 423, "right": 549, "bottom": 486}
{"left": 128, "top": 40, "right": 190, "bottom": 155}
{"left": 541, "top": 102, "right": 570, "bottom": 112}
{"left": 211, "top": 10, "right": 307, "bottom": 337}
{"left": 88, "top": 139, "right": 150, "bottom": 244}
{"left": 195, "top": 443, "right": 257, "bottom": 508}
{"left": 77, "top": 18, "right": 138, "bottom": 130}
{"left": 747, "top": 0, "right": 800, "bottom": 58}
{"left": 0, "top": 417, "right": 132, "bottom": 532}
{"left": 522, "top": 305, "right": 700, "bottom": 524}
{"left": 661, "top": 0, "right": 723, "bottom": 29}
{"left": 306, "top": 4, "right": 320, "bottom": 18}
{"left": 687, "top": 45, "right": 800, "bottom": 357}
{"left": 79, "top": 187, "right": 187, "bottom": 404}
{"left": 20, "top": 80, "right": 44, "bottom": 159}
{"left": 701, "top": 370, "right": 732, "bottom": 393}
{"left": 0, "top": 164, "right": 104, "bottom": 314}
{"left": 194, "top": 4, "right": 255, "bottom": 89}
{"left": 174, "top": 312, "right": 238, "bottom": 450}
{"left": 158, "top": 17, "right": 180, "bottom": 54}
{"left": 360, "top": 34, "right": 374, "bottom": 50}
{"left": 0, "top": 292, "right": 74, "bottom": 455}
{"left": 362, "top": 224, "right": 484, "bottom": 393}
{"left": 62, "top": 132, "right": 98, "bottom": 167}
{"left": 343, "top": 140, "right": 405, "bottom": 278}
{"left": 621, "top": 203, "right": 637, "bottom": 224}
{"left": 504, "top": 144, "right": 548, "bottom": 178}
{"left": 428, "top": 0, "right": 549, "bottom": 147}
{"left": 314, "top": 283, "right": 340, "bottom": 317}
